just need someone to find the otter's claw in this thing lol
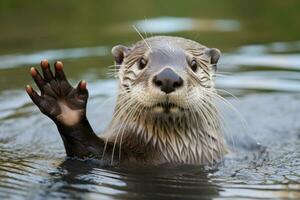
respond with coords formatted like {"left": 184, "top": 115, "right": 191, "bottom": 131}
{"left": 26, "top": 60, "right": 89, "bottom": 126}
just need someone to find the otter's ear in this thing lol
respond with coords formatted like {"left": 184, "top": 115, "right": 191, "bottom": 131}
{"left": 205, "top": 48, "right": 221, "bottom": 71}
{"left": 112, "top": 45, "right": 130, "bottom": 65}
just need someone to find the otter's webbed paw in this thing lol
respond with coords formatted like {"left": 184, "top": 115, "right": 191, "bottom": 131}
{"left": 26, "top": 60, "right": 88, "bottom": 126}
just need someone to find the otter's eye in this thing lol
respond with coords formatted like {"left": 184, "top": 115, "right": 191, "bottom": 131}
{"left": 190, "top": 59, "right": 198, "bottom": 72}
{"left": 138, "top": 57, "right": 147, "bottom": 70}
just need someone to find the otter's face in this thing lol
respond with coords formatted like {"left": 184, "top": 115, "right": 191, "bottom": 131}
{"left": 112, "top": 37, "right": 220, "bottom": 117}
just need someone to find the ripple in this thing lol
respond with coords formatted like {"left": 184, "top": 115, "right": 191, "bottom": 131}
{"left": 217, "top": 74, "right": 300, "bottom": 92}
{"left": 0, "top": 46, "right": 109, "bottom": 70}
{"left": 221, "top": 53, "right": 300, "bottom": 69}
{"left": 0, "top": 40, "right": 300, "bottom": 199}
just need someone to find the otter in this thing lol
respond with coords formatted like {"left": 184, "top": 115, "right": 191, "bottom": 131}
{"left": 25, "top": 36, "right": 228, "bottom": 165}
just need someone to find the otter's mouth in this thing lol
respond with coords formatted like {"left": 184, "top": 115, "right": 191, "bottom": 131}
{"left": 151, "top": 102, "right": 182, "bottom": 114}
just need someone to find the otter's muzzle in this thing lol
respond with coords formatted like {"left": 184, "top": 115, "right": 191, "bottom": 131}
{"left": 152, "top": 68, "right": 183, "bottom": 94}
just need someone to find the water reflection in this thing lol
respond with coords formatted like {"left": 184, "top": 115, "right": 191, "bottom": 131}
{"left": 221, "top": 53, "right": 300, "bottom": 69}
{"left": 216, "top": 74, "right": 300, "bottom": 92}
{"left": 46, "top": 160, "right": 220, "bottom": 200}
{"left": 219, "top": 183, "right": 300, "bottom": 199}
{"left": 221, "top": 41, "right": 300, "bottom": 70}
{"left": 134, "top": 17, "right": 241, "bottom": 33}
{"left": 0, "top": 46, "right": 109, "bottom": 70}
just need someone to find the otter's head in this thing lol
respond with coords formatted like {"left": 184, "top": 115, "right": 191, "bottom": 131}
{"left": 112, "top": 36, "right": 220, "bottom": 118}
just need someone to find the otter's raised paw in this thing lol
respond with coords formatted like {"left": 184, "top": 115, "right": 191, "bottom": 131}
{"left": 26, "top": 60, "right": 89, "bottom": 126}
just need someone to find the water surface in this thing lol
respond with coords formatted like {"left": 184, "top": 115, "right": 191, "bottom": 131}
{"left": 0, "top": 1, "right": 300, "bottom": 199}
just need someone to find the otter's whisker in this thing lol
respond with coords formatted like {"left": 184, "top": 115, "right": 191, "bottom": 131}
{"left": 215, "top": 88, "right": 239, "bottom": 100}
{"left": 109, "top": 91, "right": 143, "bottom": 163}
{"left": 132, "top": 25, "right": 152, "bottom": 53}
{"left": 190, "top": 101, "right": 212, "bottom": 163}
{"left": 111, "top": 98, "right": 137, "bottom": 164}
{"left": 102, "top": 92, "right": 138, "bottom": 160}
{"left": 118, "top": 101, "right": 143, "bottom": 162}
{"left": 203, "top": 90, "right": 246, "bottom": 153}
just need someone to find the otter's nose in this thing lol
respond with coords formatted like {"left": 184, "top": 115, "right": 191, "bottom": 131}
{"left": 153, "top": 68, "right": 183, "bottom": 94}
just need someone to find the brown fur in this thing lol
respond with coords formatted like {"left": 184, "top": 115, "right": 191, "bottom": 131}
{"left": 103, "top": 36, "right": 228, "bottom": 165}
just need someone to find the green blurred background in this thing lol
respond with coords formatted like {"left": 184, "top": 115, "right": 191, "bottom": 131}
{"left": 1, "top": 0, "right": 299, "bottom": 54}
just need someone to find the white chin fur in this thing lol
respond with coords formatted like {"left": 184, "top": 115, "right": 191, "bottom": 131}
{"left": 152, "top": 106, "right": 164, "bottom": 113}
{"left": 151, "top": 106, "right": 180, "bottom": 114}
{"left": 170, "top": 107, "right": 180, "bottom": 113}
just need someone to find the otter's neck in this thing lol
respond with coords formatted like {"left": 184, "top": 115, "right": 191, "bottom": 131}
{"left": 108, "top": 107, "right": 228, "bottom": 165}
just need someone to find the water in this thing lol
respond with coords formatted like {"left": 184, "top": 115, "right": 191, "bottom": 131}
{"left": 0, "top": 0, "right": 300, "bottom": 199}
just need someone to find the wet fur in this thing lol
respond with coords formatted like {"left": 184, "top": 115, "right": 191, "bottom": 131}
{"left": 103, "top": 36, "right": 228, "bottom": 165}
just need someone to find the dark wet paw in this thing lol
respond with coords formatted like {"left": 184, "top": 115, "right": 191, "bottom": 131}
{"left": 26, "top": 60, "right": 89, "bottom": 126}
